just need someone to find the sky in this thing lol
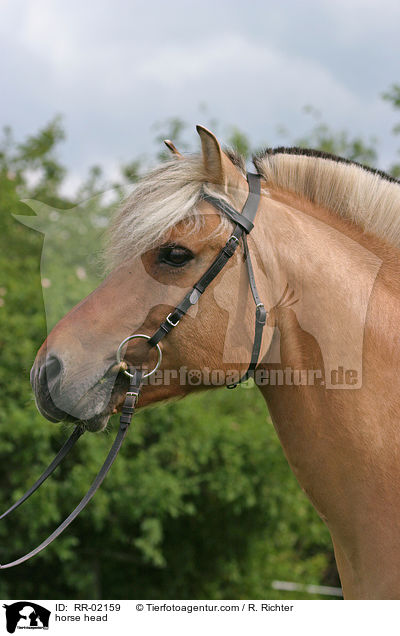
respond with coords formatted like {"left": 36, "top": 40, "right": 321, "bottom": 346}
{"left": 1, "top": 0, "right": 400, "bottom": 193}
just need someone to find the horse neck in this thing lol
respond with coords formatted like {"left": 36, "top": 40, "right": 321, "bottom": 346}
{"left": 252, "top": 185, "right": 400, "bottom": 599}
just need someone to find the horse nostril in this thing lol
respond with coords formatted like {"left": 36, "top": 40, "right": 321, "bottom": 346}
{"left": 33, "top": 353, "right": 70, "bottom": 423}
{"left": 39, "top": 355, "right": 63, "bottom": 390}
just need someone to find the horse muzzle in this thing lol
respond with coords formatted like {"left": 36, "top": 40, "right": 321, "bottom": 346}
{"left": 30, "top": 350, "right": 119, "bottom": 430}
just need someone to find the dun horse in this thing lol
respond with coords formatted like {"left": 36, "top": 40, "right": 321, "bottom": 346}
{"left": 30, "top": 126, "right": 400, "bottom": 599}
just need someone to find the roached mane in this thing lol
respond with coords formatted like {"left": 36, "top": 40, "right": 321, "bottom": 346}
{"left": 253, "top": 147, "right": 400, "bottom": 248}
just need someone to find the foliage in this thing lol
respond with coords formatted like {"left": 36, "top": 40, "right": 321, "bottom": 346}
{"left": 1, "top": 92, "right": 399, "bottom": 600}
{"left": 280, "top": 105, "right": 379, "bottom": 166}
{"left": 226, "top": 127, "right": 252, "bottom": 159}
{"left": 382, "top": 84, "right": 400, "bottom": 178}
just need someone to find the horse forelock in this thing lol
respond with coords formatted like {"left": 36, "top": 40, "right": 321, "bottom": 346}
{"left": 104, "top": 154, "right": 243, "bottom": 270}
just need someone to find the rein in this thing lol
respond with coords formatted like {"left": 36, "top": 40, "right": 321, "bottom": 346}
{"left": 0, "top": 172, "right": 265, "bottom": 568}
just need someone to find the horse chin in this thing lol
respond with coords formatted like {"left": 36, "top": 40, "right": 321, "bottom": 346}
{"left": 36, "top": 399, "right": 112, "bottom": 433}
{"left": 82, "top": 411, "right": 111, "bottom": 432}
{"left": 81, "top": 380, "right": 131, "bottom": 432}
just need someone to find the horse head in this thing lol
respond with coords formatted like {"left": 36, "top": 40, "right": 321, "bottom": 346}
{"left": 30, "top": 126, "right": 272, "bottom": 431}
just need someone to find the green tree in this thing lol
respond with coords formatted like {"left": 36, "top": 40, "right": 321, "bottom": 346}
{"left": 383, "top": 84, "right": 400, "bottom": 178}
{"left": 293, "top": 105, "right": 378, "bottom": 165}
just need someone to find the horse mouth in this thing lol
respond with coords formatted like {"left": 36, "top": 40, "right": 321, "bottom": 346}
{"left": 83, "top": 377, "right": 131, "bottom": 432}
{"left": 80, "top": 411, "right": 114, "bottom": 432}
{"left": 32, "top": 362, "right": 131, "bottom": 433}
{"left": 34, "top": 393, "right": 114, "bottom": 432}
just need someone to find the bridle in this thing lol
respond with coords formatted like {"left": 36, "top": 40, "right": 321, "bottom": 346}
{"left": 0, "top": 173, "right": 265, "bottom": 568}
{"left": 0, "top": 172, "right": 266, "bottom": 569}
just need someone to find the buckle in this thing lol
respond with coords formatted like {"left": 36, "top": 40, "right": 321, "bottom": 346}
{"left": 166, "top": 312, "right": 181, "bottom": 327}
{"left": 223, "top": 235, "right": 240, "bottom": 257}
{"left": 256, "top": 303, "right": 267, "bottom": 325}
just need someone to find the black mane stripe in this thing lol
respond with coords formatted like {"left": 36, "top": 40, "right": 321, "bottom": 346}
{"left": 253, "top": 147, "right": 400, "bottom": 186}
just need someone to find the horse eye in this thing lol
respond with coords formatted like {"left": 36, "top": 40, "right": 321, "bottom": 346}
{"left": 158, "top": 245, "right": 194, "bottom": 268}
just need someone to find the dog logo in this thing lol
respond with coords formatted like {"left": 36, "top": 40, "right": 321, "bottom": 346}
{"left": 3, "top": 602, "right": 50, "bottom": 633}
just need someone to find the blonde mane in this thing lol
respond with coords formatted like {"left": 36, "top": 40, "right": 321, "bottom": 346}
{"left": 107, "top": 147, "right": 400, "bottom": 268}
{"left": 254, "top": 148, "right": 400, "bottom": 249}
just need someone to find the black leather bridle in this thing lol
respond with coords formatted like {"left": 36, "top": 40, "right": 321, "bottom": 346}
{"left": 0, "top": 172, "right": 266, "bottom": 568}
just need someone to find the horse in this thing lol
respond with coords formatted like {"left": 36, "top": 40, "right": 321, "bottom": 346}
{"left": 30, "top": 125, "right": 400, "bottom": 599}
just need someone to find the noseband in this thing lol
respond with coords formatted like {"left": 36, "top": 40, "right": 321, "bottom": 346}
{"left": 0, "top": 173, "right": 266, "bottom": 568}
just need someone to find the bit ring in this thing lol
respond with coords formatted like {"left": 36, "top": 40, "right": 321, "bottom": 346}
{"left": 116, "top": 334, "right": 162, "bottom": 379}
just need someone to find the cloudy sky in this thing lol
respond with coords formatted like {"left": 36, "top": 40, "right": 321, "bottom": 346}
{"left": 1, "top": 0, "right": 399, "bottom": 192}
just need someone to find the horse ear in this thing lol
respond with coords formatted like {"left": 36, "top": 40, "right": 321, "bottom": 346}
{"left": 196, "top": 125, "right": 224, "bottom": 184}
{"left": 196, "top": 125, "right": 244, "bottom": 191}
{"left": 164, "top": 139, "right": 183, "bottom": 158}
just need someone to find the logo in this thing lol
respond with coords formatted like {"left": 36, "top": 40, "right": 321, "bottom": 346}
{"left": 3, "top": 603, "right": 50, "bottom": 633}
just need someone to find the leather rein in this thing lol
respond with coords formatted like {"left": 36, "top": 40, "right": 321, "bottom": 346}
{"left": 0, "top": 172, "right": 266, "bottom": 569}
